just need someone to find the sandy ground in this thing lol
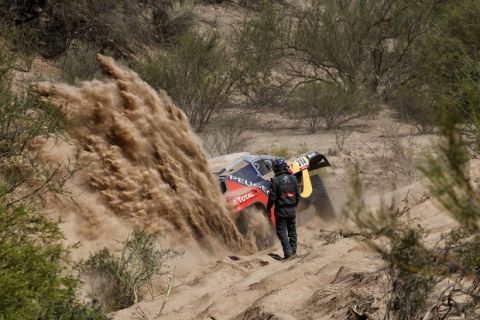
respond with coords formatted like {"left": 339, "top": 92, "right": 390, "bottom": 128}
{"left": 112, "top": 110, "right": 455, "bottom": 320}
{"left": 113, "top": 217, "right": 386, "bottom": 320}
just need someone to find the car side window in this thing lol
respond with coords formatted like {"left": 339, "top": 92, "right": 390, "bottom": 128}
{"left": 254, "top": 160, "right": 273, "bottom": 176}
{"left": 264, "top": 160, "right": 273, "bottom": 171}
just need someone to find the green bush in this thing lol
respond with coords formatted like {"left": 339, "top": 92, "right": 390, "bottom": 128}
{"left": 135, "top": 30, "right": 233, "bottom": 131}
{"left": 386, "top": 228, "right": 434, "bottom": 320}
{"left": 79, "top": 230, "right": 181, "bottom": 312}
{"left": 59, "top": 43, "right": 100, "bottom": 84}
{"left": 0, "top": 201, "right": 108, "bottom": 320}
{"left": 0, "top": 45, "right": 72, "bottom": 207}
{"left": 389, "top": 83, "right": 437, "bottom": 133}
{"left": 289, "top": 82, "right": 376, "bottom": 131}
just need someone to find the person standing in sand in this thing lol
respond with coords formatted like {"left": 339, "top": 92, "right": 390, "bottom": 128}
{"left": 266, "top": 158, "right": 300, "bottom": 260}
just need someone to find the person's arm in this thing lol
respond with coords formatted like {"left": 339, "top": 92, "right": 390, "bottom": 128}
{"left": 294, "top": 176, "right": 300, "bottom": 206}
{"left": 266, "top": 178, "right": 276, "bottom": 212}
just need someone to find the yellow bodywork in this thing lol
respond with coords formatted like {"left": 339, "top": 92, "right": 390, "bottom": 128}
{"left": 288, "top": 156, "right": 313, "bottom": 198}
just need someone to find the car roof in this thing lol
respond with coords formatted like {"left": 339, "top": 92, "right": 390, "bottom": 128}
{"left": 210, "top": 153, "right": 276, "bottom": 175}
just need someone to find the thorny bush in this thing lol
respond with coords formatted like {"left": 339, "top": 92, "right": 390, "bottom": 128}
{"left": 78, "top": 230, "right": 182, "bottom": 312}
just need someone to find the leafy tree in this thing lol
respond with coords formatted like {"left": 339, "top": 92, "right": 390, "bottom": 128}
{"left": 287, "top": 0, "right": 434, "bottom": 92}
{"left": 136, "top": 25, "right": 280, "bottom": 131}
{"left": 238, "top": 0, "right": 434, "bottom": 130}
{"left": 231, "top": 1, "right": 288, "bottom": 109}
{"left": 390, "top": 0, "right": 480, "bottom": 129}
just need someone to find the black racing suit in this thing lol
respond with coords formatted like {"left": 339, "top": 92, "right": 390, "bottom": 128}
{"left": 266, "top": 168, "right": 300, "bottom": 258}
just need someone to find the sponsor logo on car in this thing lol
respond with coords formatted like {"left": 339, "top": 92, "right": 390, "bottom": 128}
{"left": 296, "top": 157, "right": 309, "bottom": 170}
{"left": 234, "top": 191, "right": 256, "bottom": 205}
{"left": 228, "top": 175, "right": 270, "bottom": 194}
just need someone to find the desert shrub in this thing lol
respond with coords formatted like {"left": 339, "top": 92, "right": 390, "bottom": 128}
{"left": 0, "top": 22, "right": 38, "bottom": 71}
{"left": 386, "top": 228, "right": 434, "bottom": 320}
{"left": 401, "top": 1, "right": 480, "bottom": 124}
{"left": 289, "top": 82, "right": 376, "bottom": 131}
{"left": 0, "top": 45, "right": 73, "bottom": 207}
{"left": 347, "top": 106, "right": 480, "bottom": 319}
{"left": 0, "top": 201, "right": 108, "bottom": 320}
{"left": 390, "top": 84, "right": 437, "bottom": 134}
{"left": 296, "top": 142, "right": 309, "bottom": 155}
{"left": 230, "top": 2, "right": 287, "bottom": 109}
{"left": 202, "top": 114, "right": 255, "bottom": 156}
{"left": 59, "top": 43, "right": 99, "bottom": 84}
{"left": 334, "top": 128, "right": 351, "bottom": 153}
{"left": 369, "top": 126, "right": 419, "bottom": 185}
{"left": 269, "top": 146, "right": 290, "bottom": 159}
{"left": 345, "top": 166, "right": 436, "bottom": 319}
{"left": 0, "top": 45, "right": 102, "bottom": 319}
{"left": 254, "top": 146, "right": 290, "bottom": 159}
{"left": 135, "top": 30, "right": 234, "bottom": 132}
{"left": 288, "top": 0, "right": 433, "bottom": 93}
{"left": 135, "top": 4, "right": 286, "bottom": 131}
{"left": 78, "top": 230, "right": 181, "bottom": 312}
{"left": 240, "top": 0, "right": 437, "bottom": 127}
{"left": 457, "top": 235, "right": 480, "bottom": 277}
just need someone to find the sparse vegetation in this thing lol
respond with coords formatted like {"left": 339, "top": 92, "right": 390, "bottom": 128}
{"left": 368, "top": 126, "right": 419, "bottom": 185}
{"left": 345, "top": 166, "right": 436, "bottom": 319}
{"left": 389, "top": 84, "right": 436, "bottom": 134}
{"left": 346, "top": 108, "right": 480, "bottom": 319}
{"left": 296, "top": 142, "right": 309, "bottom": 155}
{"left": 334, "top": 128, "right": 351, "bottom": 153}
{"left": 78, "top": 230, "right": 181, "bottom": 313}
{"left": 135, "top": 18, "right": 281, "bottom": 131}
{"left": 202, "top": 1, "right": 480, "bottom": 317}
{"left": 289, "top": 82, "right": 376, "bottom": 132}
{"left": 59, "top": 43, "right": 100, "bottom": 84}
{"left": 269, "top": 146, "right": 290, "bottom": 159}
{"left": 202, "top": 114, "right": 254, "bottom": 156}
{"left": 234, "top": 0, "right": 434, "bottom": 131}
{"left": 0, "top": 45, "right": 74, "bottom": 207}
{"left": 0, "top": 36, "right": 109, "bottom": 320}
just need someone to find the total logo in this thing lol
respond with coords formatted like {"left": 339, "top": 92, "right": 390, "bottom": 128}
{"left": 234, "top": 191, "right": 256, "bottom": 205}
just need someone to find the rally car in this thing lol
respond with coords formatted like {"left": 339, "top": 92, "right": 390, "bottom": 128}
{"left": 211, "top": 151, "right": 334, "bottom": 249}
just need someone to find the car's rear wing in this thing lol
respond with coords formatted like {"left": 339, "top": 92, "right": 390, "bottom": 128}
{"left": 288, "top": 151, "right": 330, "bottom": 198}
{"left": 289, "top": 151, "right": 330, "bottom": 174}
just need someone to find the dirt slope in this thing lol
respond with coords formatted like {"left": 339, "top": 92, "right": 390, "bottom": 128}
{"left": 110, "top": 106, "right": 459, "bottom": 319}
{"left": 112, "top": 179, "right": 458, "bottom": 320}
{"left": 111, "top": 136, "right": 462, "bottom": 320}
{"left": 112, "top": 218, "right": 384, "bottom": 320}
